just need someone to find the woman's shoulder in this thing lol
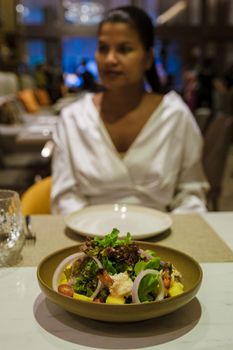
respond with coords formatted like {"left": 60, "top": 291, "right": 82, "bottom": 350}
{"left": 58, "top": 92, "right": 99, "bottom": 132}
{"left": 162, "top": 90, "right": 197, "bottom": 122}
{"left": 147, "top": 90, "right": 187, "bottom": 110}
{"left": 163, "top": 90, "right": 190, "bottom": 110}
{"left": 61, "top": 92, "right": 94, "bottom": 116}
{"left": 164, "top": 91, "right": 201, "bottom": 135}
{"left": 149, "top": 90, "right": 200, "bottom": 133}
{"left": 147, "top": 90, "right": 192, "bottom": 119}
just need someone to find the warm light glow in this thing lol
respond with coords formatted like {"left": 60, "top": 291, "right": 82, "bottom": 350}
{"left": 41, "top": 141, "right": 54, "bottom": 158}
{"left": 120, "top": 205, "right": 127, "bottom": 213}
{"left": 16, "top": 4, "right": 24, "bottom": 13}
{"left": 114, "top": 204, "right": 120, "bottom": 212}
{"left": 63, "top": 1, "right": 104, "bottom": 24}
{"left": 157, "top": 1, "right": 187, "bottom": 25}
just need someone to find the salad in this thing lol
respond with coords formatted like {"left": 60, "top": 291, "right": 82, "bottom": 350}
{"left": 52, "top": 229, "right": 184, "bottom": 304}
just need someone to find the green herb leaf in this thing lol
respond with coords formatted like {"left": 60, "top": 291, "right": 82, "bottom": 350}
{"left": 102, "top": 256, "right": 117, "bottom": 274}
{"left": 134, "top": 257, "right": 160, "bottom": 275}
{"left": 144, "top": 257, "right": 160, "bottom": 270}
{"left": 134, "top": 261, "right": 147, "bottom": 275}
{"left": 145, "top": 249, "right": 158, "bottom": 257}
{"left": 138, "top": 274, "right": 160, "bottom": 302}
{"left": 94, "top": 228, "right": 120, "bottom": 248}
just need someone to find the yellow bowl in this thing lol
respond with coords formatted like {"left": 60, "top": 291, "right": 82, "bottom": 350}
{"left": 37, "top": 242, "right": 202, "bottom": 323}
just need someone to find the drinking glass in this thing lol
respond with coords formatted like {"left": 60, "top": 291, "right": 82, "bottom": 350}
{"left": 0, "top": 190, "right": 25, "bottom": 266}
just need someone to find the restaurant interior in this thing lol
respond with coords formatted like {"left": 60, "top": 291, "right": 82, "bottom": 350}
{"left": 1, "top": 2, "right": 233, "bottom": 349}
{"left": 0, "top": 0, "right": 233, "bottom": 211}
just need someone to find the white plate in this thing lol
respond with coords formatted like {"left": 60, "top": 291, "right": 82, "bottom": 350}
{"left": 65, "top": 204, "right": 172, "bottom": 239}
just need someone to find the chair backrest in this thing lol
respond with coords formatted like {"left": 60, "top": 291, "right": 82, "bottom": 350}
{"left": 202, "top": 115, "right": 233, "bottom": 210}
{"left": 19, "top": 74, "right": 36, "bottom": 90}
{"left": 21, "top": 176, "right": 52, "bottom": 215}
{"left": 194, "top": 107, "right": 213, "bottom": 135}
{"left": 0, "top": 72, "right": 19, "bottom": 96}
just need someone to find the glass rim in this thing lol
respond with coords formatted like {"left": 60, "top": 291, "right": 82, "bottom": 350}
{"left": 0, "top": 189, "right": 19, "bottom": 200}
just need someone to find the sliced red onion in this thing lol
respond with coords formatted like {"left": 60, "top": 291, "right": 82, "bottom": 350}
{"left": 139, "top": 248, "right": 154, "bottom": 260}
{"left": 67, "top": 277, "right": 76, "bottom": 286}
{"left": 88, "top": 256, "right": 104, "bottom": 300}
{"left": 91, "top": 256, "right": 103, "bottom": 269}
{"left": 132, "top": 269, "right": 165, "bottom": 304}
{"left": 52, "top": 252, "right": 104, "bottom": 300}
{"left": 91, "top": 279, "right": 103, "bottom": 300}
{"left": 52, "top": 252, "right": 86, "bottom": 291}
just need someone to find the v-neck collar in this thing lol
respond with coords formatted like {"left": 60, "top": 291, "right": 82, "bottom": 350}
{"left": 87, "top": 92, "right": 166, "bottom": 162}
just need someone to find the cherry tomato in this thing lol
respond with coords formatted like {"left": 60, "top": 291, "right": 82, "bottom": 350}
{"left": 94, "top": 298, "right": 103, "bottom": 303}
{"left": 163, "top": 278, "right": 171, "bottom": 289}
{"left": 58, "top": 284, "right": 74, "bottom": 297}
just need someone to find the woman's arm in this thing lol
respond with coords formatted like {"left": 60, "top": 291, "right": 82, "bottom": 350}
{"left": 169, "top": 111, "right": 209, "bottom": 213}
{"left": 51, "top": 113, "right": 88, "bottom": 214}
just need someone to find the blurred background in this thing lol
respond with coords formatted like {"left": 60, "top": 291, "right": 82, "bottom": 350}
{"left": 1, "top": 0, "right": 233, "bottom": 93}
{"left": 0, "top": 0, "right": 232, "bottom": 210}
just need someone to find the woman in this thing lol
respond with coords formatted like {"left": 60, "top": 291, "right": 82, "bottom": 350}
{"left": 51, "top": 6, "right": 209, "bottom": 214}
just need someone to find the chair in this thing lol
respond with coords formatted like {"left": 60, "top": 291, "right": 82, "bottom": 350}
{"left": 0, "top": 133, "right": 51, "bottom": 178}
{"left": 0, "top": 72, "right": 19, "bottom": 96}
{"left": 21, "top": 176, "right": 52, "bottom": 215}
{"left": 0, "top": 167, "right": 36, "bottom": 195}
{"left": 0, "top": 134, "right": 37, "bottom": 194}
{"left": 194, "top": 107, "right": 213, "bottom": 135}
{"left": 202, "top": 115, "right": 233, "bottom": 211}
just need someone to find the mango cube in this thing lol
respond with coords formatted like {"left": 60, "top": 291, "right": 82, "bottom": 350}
{"left": 169, "top": 281, "right": 184, "bottom": 297}
{"left": 59, "top": 272, "right": 68, "bottom": 284}
{"left": 106, "top": 295, "right": 125, "bottom": 304}
{"left": 73, "top": 293, "right": 93, "bottom": 302}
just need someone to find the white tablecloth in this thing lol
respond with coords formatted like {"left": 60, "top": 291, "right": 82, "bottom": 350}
{"left": 0, "top": 212, "right": 233, "bottom": 350}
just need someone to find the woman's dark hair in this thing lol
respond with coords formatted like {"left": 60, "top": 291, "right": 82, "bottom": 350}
{"left": 98, "top": 6, "right": 161, "bottom": 93}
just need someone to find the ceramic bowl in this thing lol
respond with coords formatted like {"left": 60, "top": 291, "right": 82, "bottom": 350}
{"left": 37, "top": 242, "right": 202, "bottom": 323}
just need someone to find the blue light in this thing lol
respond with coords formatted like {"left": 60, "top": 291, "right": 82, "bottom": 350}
{"left": 20, "top": 7, "right": 45, "bottom": 24}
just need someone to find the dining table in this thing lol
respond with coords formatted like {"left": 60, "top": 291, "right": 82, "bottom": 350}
{"left": 0, "top": 211, "right": 233, "bottom": 350}
{"left": 15, "top": 117, "right": 57, "bottom": 145}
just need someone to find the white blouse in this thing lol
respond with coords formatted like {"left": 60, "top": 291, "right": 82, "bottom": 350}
{"left": 51, "top": 91, "right": 209, "bottom": 214}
